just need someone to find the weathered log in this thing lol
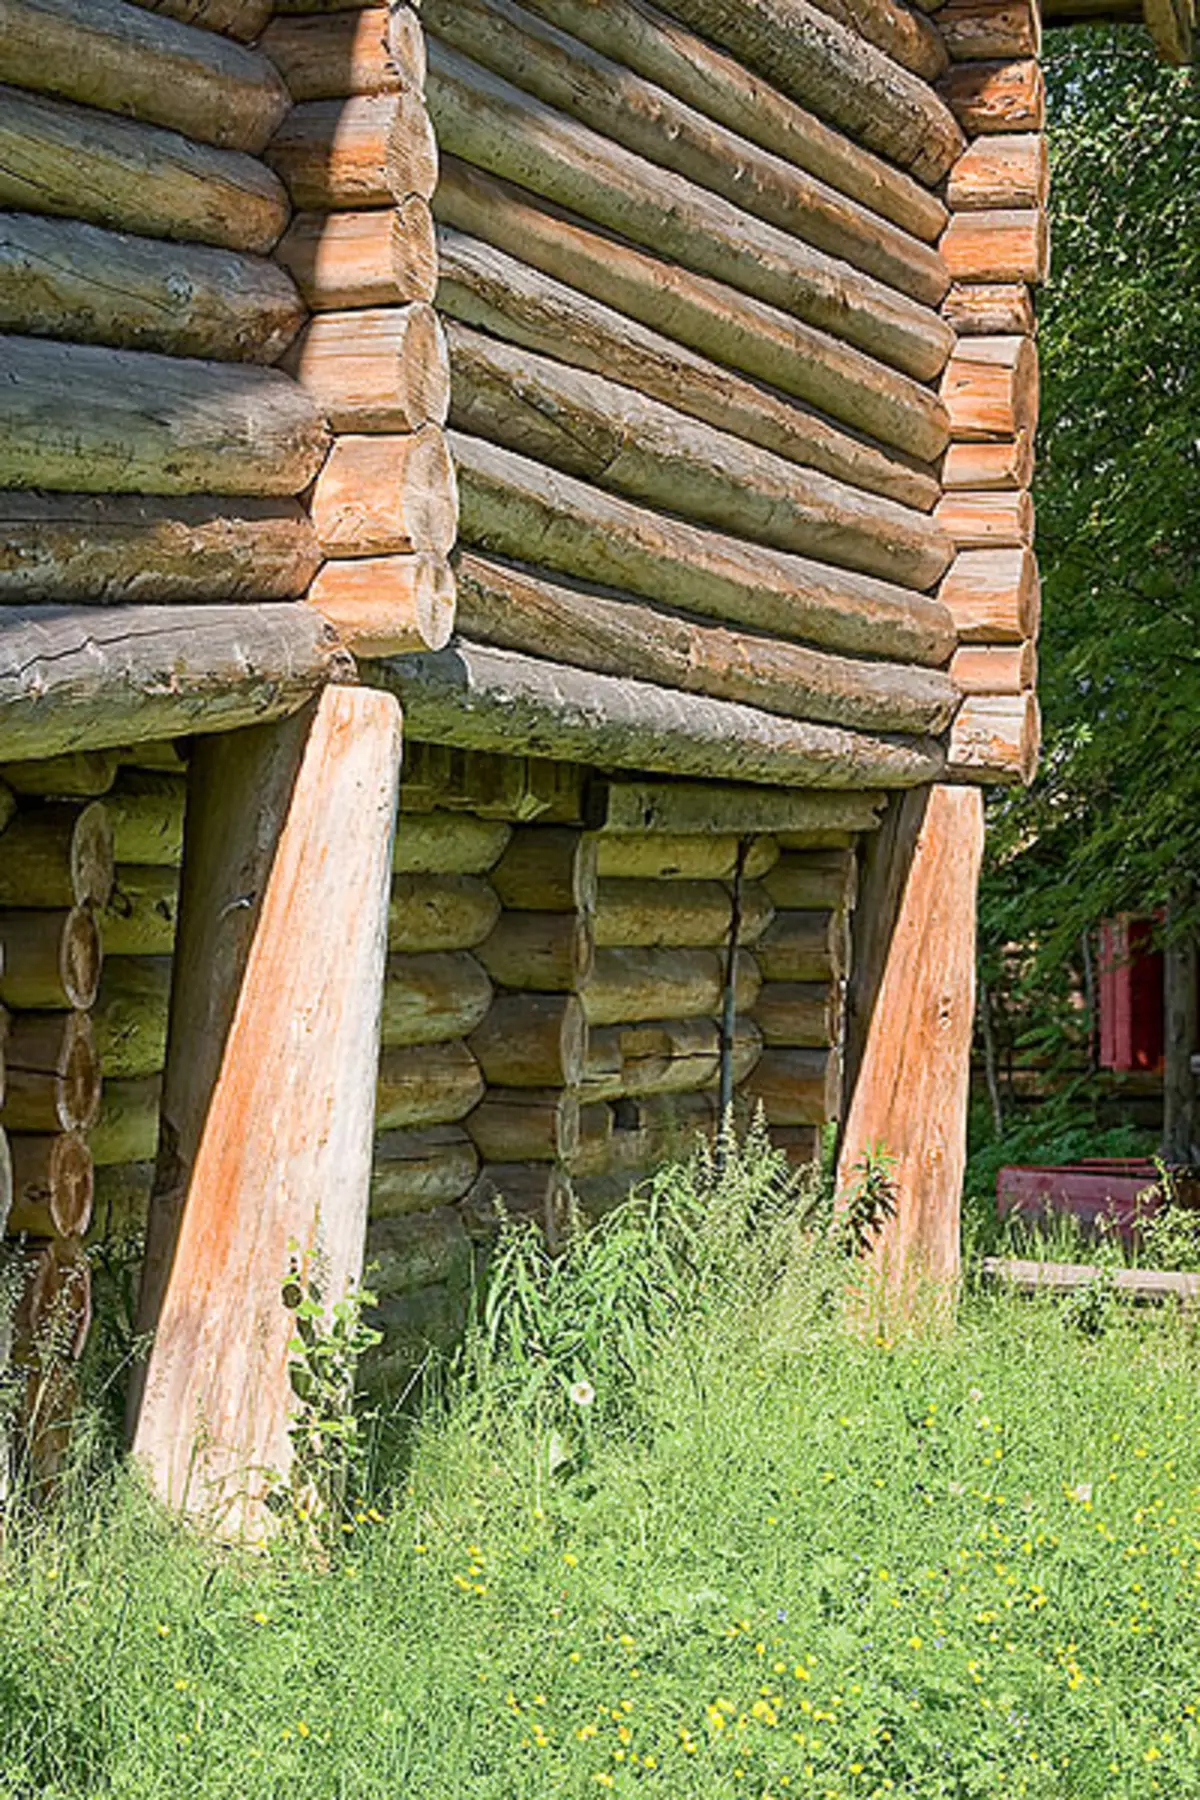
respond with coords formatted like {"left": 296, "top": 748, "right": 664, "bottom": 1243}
{"left": 476, "top": 912, "right": 595, "bottom": 993}
{"left": 490, "top": 828, "right": 598, "bottom": 915}
{"left": 942, "top": 282, "right": 1034, "bottom": 337}
{"left": 267, "top": 92, "right": 437, "bottom": 209}
{"left": 0, "top": 605, "right": 350, "bottom": 765}
{"left": 583, "top": 1016, "right": 761, "bottom": 1101}
{"left": 631, "top": 0, "right": 964, "bottom": 182}
{"left": 307, "top": 554, "right": 456, "bottom": 657}
{"left": 572, "top": 1090, "right": 722, "bottom": 1177}
{"left": 593, "top": 781, "right": 884, "bottom": 838}
{"left": 941, "top": 335, "right": 1039, "bottom": 441}
{"left": 939, "top": 59, "right": 1045, "bottom": 134}
{"left": 0, "top": 86, "right": 290, "bottom": 254}
{"left": 277, "top": 202, "right": 437, "bottom": 309}
{"left": 595, "top": 834, "right": 777, "bottom": 882}
{"left": 0, "top": 751, "right": 118, "bottom": 798}
{"left": 393, "top": 813, "right": 511, "bottom": 876}
{"left": 466, "top": 1087, "right": 580, "bottom": 1163}
{"left": 93, "top": 956, "right": 171, "bottom": 1080}
{"left": 0, "top": 336, "right": 328, "bottom": 498}
{"left": 741, "top": 1045, "right": 840, "bottom": 1125}
{"left": 568, "top": 1101, "right": 613, "bottom": 1179}
{"left": 371, "top": 1125, "right": 478, "bottom": 1217}
{"left": 756, "top": 910, "right": 847, "bottom": 984}
{"left": 0, "top": 0, "right": 290, "bottom": 152}
{"left": 114, "top": 743, "right": 188, "bottom": 773}
{"left": 940, "top": 547, "right": 1040, "bottom": 642}
{"left": 263, "top": 6, "right": 426, "bottom": 97}
{"left": 936, "top": 491, "right": 1035, "bottom": 550}
{"left": 941, "top": 210, "right": 1049, "bottom": 285}
{"left": 90, "top": 1073, "right": 161, "bottom": 1168}
{"left": 375, "top": 641, "right": 946, "bottom": 795}
{"left": 512, "top": 0, "right": 948, "bottom": 241}
{"left": 435, "top": 161, "right": 950, "bottom": 464}
{"left": 439, "top": 233, "right": 937, "bottom": 516}
{"left": 105, "top": 775, "right": 187, "bottom": 867}
{"left": 942, "top": 435, "right": 1034, "bottom": 491}
{"left": 765, "top": 849, "right": 858, "bottom": 913}
{"left": 376, "top": 1038, "right": 484, "bottom": 1129}
{"left": 939, "top": 0, "right": 1041, "bottom": 59}
{"left": 388, "top": 874, "right": 499, "bottom": 953}
{"left": 460, "top": 1162, "right": 571, "bottom": 1243}
{"left": 950, "top": 641, "right": 1035, "bottom": 695}
{"left": 0, "top": 909, "right": 101, "bottom": 1011}
{"left": 595, "top": 880, "right": 735, "bottom": 951}
{"left": 398, "top": 742, "right": 583, "bottom": 824}
{"left": 754, "top": 981, "right": 840, "bottom": 1047}
{"left": 382, "top": 951, "right": 493, "bottom": 1047}
{"left": 100, "top": 865, "right": 179, "bottom": 957}
{"left": 805, "top": 0, "right": 948, "bottom": 75}
{"left": 425, "top": 0, "right": 947, "bottom": 308}
{"left": 583, "top": 947, "right": 760, "bottom": 1027}
{"left": 1, "top": 1012, "right": 98, "bottom": 1134}
{"left": 468, "top": 992, "right": 587, "bottom": 1088}
{"left": 948, "top": 690, "right": 1040, "bottom": 785}
{"left": 367, "top": 1204, "right": 472, "bottom": 1297}
{"left": 285, "top": 305, "right": 450, "bottom": 431}
{"left": 426, "top": 47, "right": 953, "bottom": 383}
{"left": 0, "top": 214, "right": 304, "bottom": 365}
{"left": 6, "top": 1130, "right": 93, "bottom": 1238}
{"left": 311, "top": 429, "right": 458, "bottom": 558}
{"left": 126, "top": 0, "right": 272, "bottom": 43}
{"left": 453, "top": 438, "right": 956, "bottom": 668}
{"left": 455, "top": 556, "right": 958, "bottom": 740}
{"left": 448, "top": 329, "right": 952, "bottom": 590}
{"left": 0, "top": 803, "right": 113, "bottom": 910}
{"left": 946, "top": 134, "right": 1048, "bottom": 210}
{"left": 0, "top": 492, "right": 320, "bottom": 605}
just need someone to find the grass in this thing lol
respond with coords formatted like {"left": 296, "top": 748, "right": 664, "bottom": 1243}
{"left": 4, "top": 1133, "right": 1200, "bottom": 1799}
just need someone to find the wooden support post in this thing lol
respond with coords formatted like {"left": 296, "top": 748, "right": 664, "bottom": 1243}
{"left": 128, "top": 685, "right": 403, "bottom": 1533}
{"left": 837, "top": 785, "right": 984, "bottom": 1307}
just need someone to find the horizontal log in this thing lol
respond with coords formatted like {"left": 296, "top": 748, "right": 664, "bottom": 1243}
{"left": 490, "top": 828, "right": 597, "bottom": 915}
{"left": 476, "top": 912, "right": 595, "bottom": 993}
{"left": 376, "top": 1038, "right": 485, "bottom": 1129}
{"left": 276, "top": 202, "right": 437, "bottom": 309}
{"left": 572, "top": 1091, "right": 722, "bottom": 1179}
{"left": 467, "top": 992, "right": 587, "bottom": 1088}
{"left": 594, "top": 879, "right": 767, "bottom": 951}
{"left": 284, "top": 305, "right": 450, "bottom": 431}
{"left": 306, "top": 554, "right": 456, "bottom": 657}
{"left": 398, "top": 741, "right": 584, "bottom": 824}
{"left": 939, "top": 60, "right": 1045, "bottom": 134}
{"left": 7, "top": 1131, "right": 93, "bottom": 1239}
{"left": 936, "top": 490, "right": 1035, "bottom": 549}
{"left": 454, "top": 437, "right": 956, "bottom": 667}
{"left": 427, "top": 46, "right": 954, "bottom": 383}
{"left": 389, "top": 874, "right": 499, "bottom": 953}
{"left": 753, "top": 981, "right": 839, "bottom": 1047}
{"left": 439, "top": 233, "right": 937, "bottom": 516}
{"left": 455, "top": 555, "right": 959, "bottom": 740}
{"left": 425, "top": 0, "right": 947, "bottom": 308}
{"left": 942, "top": 435, "right": 1035, "bottom": 491}
{"left": 392, "top": 815, "right": 510, "bottom": 878}
{"left": 593, "top": 782, "right": 884, "bottom": 838}
{"left": 755, "top": 909, "right": 847, "bottom": 983}
{"left": 805, "top": 0, "right": 948, "bottom": 75}
{"left": 0, "top": 335, "right": 328, "bottom": 497}
{"left": 941, "top": 210, "right": 1049, "bottom": 284}
{"left": 946, "top": 134, "right": 1048, "bottom": 210}
{"left": 374, "top": 640, "right": 947, "bottom": 793}
{"left": 436, "top": 161, "right": 950, "bottom": 464}
{"left": 90, "top": 1073, "right": 160, "bottom": 1167}
{"left": 94, "top": 956, "right": 171, "bottom": 1079}
{"left": 0, "top": 750, "right": 117, "bottom": 798}
{"left": 595, "top": 835, "right": 779, "bottom": 882}
{"left": 741, "top": 1045, "right": 840, "bottom": 1125}
{"left": 1, "top": 1012, "right": 99, "bottom": 1133}
{"left": 366, "top": 1206, "right": 472, "bottom": 1296}
{"left": 100, "top": 865, "right": 179, "bottom": 956}
{"left": 382, "top": 950, "right": 493, "bottom": 1047}
{"left": 0, "top": 802, "right": 113, "bottom": 909}
{"left": 939, "top": 0, "right": 1041, "bottom": 58}
{"left": 0, "top": 605, "right": 350, "bottom": 764}
{"left": 949, "top": 641, "right": 1035, "bottom": 694}
{"left": 940, "top": 547, "right": 1040, "bottom": 642}
{"left": 514, "top": 0, "right": 948, "bottom": 241}
{"left": 0, "top": 214, "right": 304, "bottom": 364}
{"left": 582, "top": 1016, "right": 761, "bottom": 1101}
{"left": 582, "top": 947, "right": 760, "bottom": 1026}
{"left": 310, "top": 428, "right": 458, "bottom": 557}
{"left": 448, "top": 328, "right": 952, "bottom": 589}
{"left": 466, "top": 1087, "right": 580, "bottom": 1163}
{"left": 267, "top": 92, "right": 438, "bottom": 209}
{"left": 126, "top": 0, "right": 272, "bottom": 43}
{"left": 371, "top": 1125, "right": 478, "bottom": 1218}
{"left": 941, "top": 335, "right": 1039, "bottom": 441}
{"left": 461, "top": 1162, "right": 571, "bottom": 1243}
{"left": 764, "top": 849, "right": 857, "bottom": 912}
{"left": 645, "top": 0, "right": 965, "bottom": 183}
{"left": 0, "top": 909, "right": 101, "bottom": 1011}
{"left": 948, "top": 690, "right": 1040, "bottom": 785}
{"left": 942, "top": 282, "right": 1035, "bottom": 337}
{"left": 105, "top": 775, "right": 186, "bottom": 866}
{"left": 263, "top": 7, "right": 426, "bottom": 98}
{"left": 0, "top": 86, "right": 290, "bottom": 254}
{"left": 0, "top": 492, "right": 320, "bottom": 604}
{"left": 0, "top": 0, "right": 290, "bottom": 152}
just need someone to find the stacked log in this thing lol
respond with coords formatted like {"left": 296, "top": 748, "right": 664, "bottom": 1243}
{"left": 935, "top": 0, "right": 1044, "bottom": 785}
{"left": 266, "top": 3, "right": 459, "bottom": 654}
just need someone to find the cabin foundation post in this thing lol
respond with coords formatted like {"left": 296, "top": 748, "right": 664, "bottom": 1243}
{"left": 127, "top": 685, "right": 403, "bottom": 1533}
{"left": 837, "top": 783, "right": 985, "bottom": 1309}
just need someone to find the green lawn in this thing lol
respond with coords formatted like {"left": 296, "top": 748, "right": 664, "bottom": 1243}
{"left": 3, "top": 1140, "right": 1200, "bottom": 1800}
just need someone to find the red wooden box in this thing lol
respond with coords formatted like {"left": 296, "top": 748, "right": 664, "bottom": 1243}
{"left": 997, "top": 1159, "right": 1163, "bottom": 1243}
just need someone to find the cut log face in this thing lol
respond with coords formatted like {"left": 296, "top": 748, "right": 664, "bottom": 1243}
{"left": 285, "top": 305, "right": 451, "bottom": 432}
{"left": 764, "top": 849, "right": 857, "bottom": 912}
{"left": 940, "top": 335, "right": 1039, "bottom": 442}
{"left": 755, "top": 909, "right": 847, "bottom": 983}
{"left": 476, "top": 911, "right": 596, "bottom": 993}
{"left": 0, "top": 802, "right": 114, "bottom": 909}
{"left": 388, "top": 874, "right": 500, "bottom": 952}
{"left": 2, "top": 1011, "right": 100, "bottom": 1134}
{"left": 266, "top": 92, "right": 439, "bottom": 210}
{"left": 381, "top": 950, "right": 494, "bottom": 1046}
{"left": 946, "top": 134, "right": 1048, "bottom": 210}
{"left": 949, "top": 641, "right": 1035, "bottom": 695}
{"left": 490, "top": 827, "right": 599, "bottom": 914}
{"left": 942, "top": 435, "right": 1034, "bottom": 492}
{"left": 940, "top": 547, "right": 1040, "bottom": 643}
{"left": 582, "top": 1015, "right": 761, "bottom": 1102}
{"left": 939, "top": 60, "right": 1046, "bottom": 135}
{"left": 277, "top": 202, "right": 438, "bottom": 309}
{"left": 7, "top": 1130, "right": 94, "bottom": 1238}
{"left": 306, "top": 554, "right": 456, "bottom": 657}
{"left": 468, "top": 991, "right": 588, "bottom": 1087}
{"left": 262, "top": 7, "right": 426, "bottom": 99}
{"left": 940, "top": 210, "right": 1049, "bottom": 285}
{"left": 310, "top": 428, "right": 458, "bottom": 557}
{"left": 753, "top": 980, "right": 840, "bottom": 1047}
{"left": 741, "top": 1045, "right": 840, "bottom": 1125}
{"left": 466, "top": 1086, "right": 581, "bottom": 1163}
{"left": 939, "top": 0, "right": 1041, "bottom": 61}
{"left": 942, "top": 281, "right": 1034, "bottom": 337}
{"left": 948, "top": 691, "right": 1041, "bottom": 785}
{"left": 0, "top": 908, "right": 102, "bottom": 1011}
{"left": 371, "top": 1126, "right": 479, "bottom": 1218}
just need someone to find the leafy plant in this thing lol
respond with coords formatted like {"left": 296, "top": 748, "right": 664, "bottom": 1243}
{"left": 837, "top": 1146, "right": 899, "bottom": 1257}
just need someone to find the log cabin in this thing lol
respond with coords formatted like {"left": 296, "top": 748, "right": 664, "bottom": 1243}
{"left": 0, "top": 0, "right": 1187, "bottom": 1520}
